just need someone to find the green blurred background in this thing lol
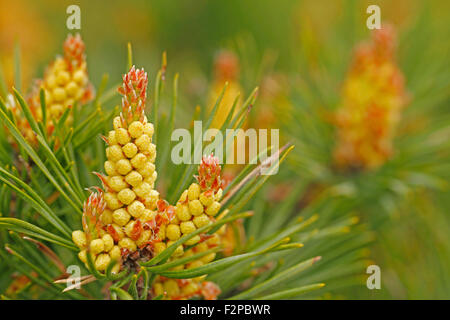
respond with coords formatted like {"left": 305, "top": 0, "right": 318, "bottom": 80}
{"left": 2, "top": 0, "right": 447, "bottom": 93}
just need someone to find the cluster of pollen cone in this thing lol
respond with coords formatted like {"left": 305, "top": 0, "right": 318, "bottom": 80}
{"left": 72, "top": 65, "right": 223, "bottom": 300}
{"left": 7, "top": 34, "right": 93, "bottom": 143}
{"left": 333, "top": 25, "right": 408, "bottom": 170}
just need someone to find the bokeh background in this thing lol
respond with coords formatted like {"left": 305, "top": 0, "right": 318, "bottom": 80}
{"left": 2, "top": 0, "right": 447, "bottom": 95}
{"left": 1, "top": 0, "right": 449, "bottom": 299}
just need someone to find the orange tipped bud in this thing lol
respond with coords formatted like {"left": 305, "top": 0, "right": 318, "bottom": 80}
{"left": 82, "top": 188, "right": 106, "bottom": 241}
{"left": 214, "top": 50, "right": 239, "bottom": 81}
{"left": 334, "top": 24, "right": 407, "bottom": 170}
{"left": 63, "top": 33, "right": 86, "bottom": 70}
{"left": 196, "top": 154, "right": 222, "bottom": 193}
{"left": 118, "top": 66, "right": 149, "bottom": 126}
{"left": 200, "top": 281, "right": 221, "bottom": 300}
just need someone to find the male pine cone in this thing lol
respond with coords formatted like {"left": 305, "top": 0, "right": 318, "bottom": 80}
{"left": 72, "top": 66, "right": 223, "bottom": 300}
